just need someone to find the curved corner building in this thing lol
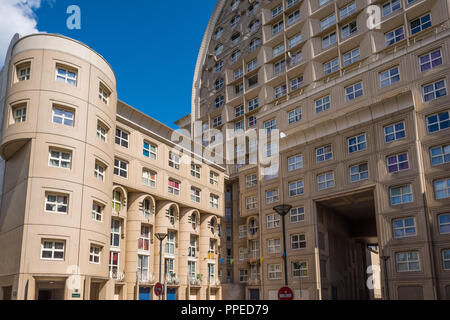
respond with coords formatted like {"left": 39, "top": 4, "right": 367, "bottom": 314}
{"left": 186, "top": 0, "right": 450, "bottom": 300}
{"left": 0, "top": 34, "right": 225, "bottom": 300}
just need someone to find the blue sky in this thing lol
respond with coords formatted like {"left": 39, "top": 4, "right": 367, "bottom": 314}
{"left": 33, "top": 0, "right": 216, "bottom": 128}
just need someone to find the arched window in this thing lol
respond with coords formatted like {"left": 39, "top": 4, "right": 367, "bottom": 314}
{"left": 191, "top": 213, "right": 198, "bottom": 230}
{"left": 168, "top": 206, "right": 176, "bottom": 225}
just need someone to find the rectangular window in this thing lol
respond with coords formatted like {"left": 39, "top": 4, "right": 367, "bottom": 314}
{"left": 246, "top": 174, "right": 257, "bottom": 188}
{"left": 89, "top": 245, "right": 101, "bottom": 264}
{"left": 419, "top": 49, "right": 442, "bottom": 72}
{"left": 112, "top": 191, "right": 122, "bottom": 213}
{"left": 318, "top": 172, "right": 335, "bottom": 191}
{"left": 287, "top": 10, "right": 300, "bottom": 26}
{"left": 290, "top": 207, "right": 305, "bottom": 223}
{"left": 434, "top": 178, "right": 450, "bottom": 200}
{"left": 264, "top": 119, "right": 276, "bottom": 134}
{"left": 99, "top": 85, "right": 110, "bottom": 104}
{"left": 273, "top": 43, "right": 285, "bottom": 57}
{"left": 393, "top": 217, "right": 416, "bottom": 239}
{"left": 290, "top": 76, "right": 303, "bottom": 91}
{"left": 340, "top": 2, "right": 355, "bottom": 19}
{"left": 321, "top": 14, "right": 336, "bottom": 30}
{"left": 267, "top": 239, "right": 281, "bottom": 254}
{"left": 109, "top": 252, "right": 119, "bottom": 278}
{"left": 348, "top": 134, "right": 366, "bottom": 153}
{"left": 165, "top": 232, "right": 176, "bottom": 255}
{"left": 190, "top": 164, "right": 201, "bottom": 179}
{"left": 248, "top": 98, "right": 259, "bottom": 111}
{"left": 288, "top": 108, "right": 302, "bottom": 124}
{"left": 97, "top": 123, "right": 107, "bottom": 142}
{"left": 210, "top": 194, "right": 219, "bottom": 209}
{"left": 16, "top": 63, "right": 30, "bottom": 82}
{"left": 385, "top": 26, "right": 405, "bottom": 46}
{"left": 382, "top": 0, "right": 401, "bottom": 17}
{"left": 430, "top": 145, "right": 450, "bottom": 166}
{"left": 272, "top": 21, "right": 284, "bottom": 35}
{"left": 322, "top": 32, "right": 336, "bottom": 49}
{"left": 324, "top": 58, "right": 339, "bottom": 75}
{"left": 168, "top": 179, "right": 180, "bottom": 196}
{"left": 239, "top": 269, "right": 248, "bottom": 283}
{"left": 396, "top": 251, "right": 420, "bottom": 272}
{"left": 265, "top": 189, "right": 279, "bottom": 204}
{"left": 92, "top": 202, "right": 103, "bottom": 221}
{"left": 52, "top": 106, "right": 74, "bottom": 126}
{"left": 246, "top": 196, "right": 257, "bottom": 210}
{"left": 345, "top": 82, "right": 363, "bottom": 101}
{"left": 268, "top": 264, "right": 282, "bottom": 280}
{"left": 115, "top": 128, "right": 129, "bottom": 148}
{"left": 350, "top": 163, "right": 369, "bottom": 182}
{"left": 288, "top": 154, "right": 303, "bottom": 171}
{"left": 239, "top": 225, "right": 247, "bottom": 239}
{"left": 343, "top": 48, "right": 360, "bottom": 66}
{"left": 288, "top": 33, "right": 302, "bottom": 48}
{"left": 316, "top": 145, "right": 333, "bottom": 163}
{"left": 210, "top": 171, "right": 219, "bottom": 186}
{"left": 48, "top": 149, "right": 72, "bottom": 169}
{"left": 191, "top": 187, "right": 201, "bottom": 203}
{"left": 410, "top": 13, "right": 432, "bottom": 35}
{"left": 94, "top": 162, "right": 105, "bottom": 182}
{"left": 275, "top": 84, "right": 287, "bottom": 98}
{"left": 168, "top": 152, "right": 181, "bottom": 170}
{"left": 41, "top": 240, "right": 65, "bottom": 260}
{"left": 291, "top": 234, "right": 306, "bottom": 250}
{"left": 56, "top": 66, "right": 77, "bottom": 86}
{"left": 137, "top": 255, "right": 149, "bottom": 282}
{"left": 380, "top": 66, "right": 400, "bottom": 88}
{"left": 390, "top": 185, "right": 413, "bottom": 205}
{"left": 341, "top": 21, "right": 357, "bottom": 39}
{"left": 12, "top": 104, "right": 27, "bottom": 123}
{"left": 423, "top": 79, "right": 447, "bottom": 102}
{"left": 45, "top": 193, "right": 68, "bottom": 214}
{"left": 292, "top": 262, "right": 307, "bottom": 278}
{"left": 138, "top": 225, "right": 151, "bottom": 252}
{"left": 387, "top": 153, "right": 409, "bottom": 173}
{"left": 143, "top": 141, "right": 157, "bottom": 160}
{"left": 443, "top": 250, "right": 450, "bottom": 270}
{"left": 142, "top": 169, "right": 157, "bottom": 188}
{"left": 439, "top": 214, "right": 450, "bottom": 234}
{"left": 114, "top": 158, "right": 128, "bottom": 178}
{"left": 385, "top": 121, "right": 406, "bottom": 142}
{"left": 315, "top": 96, "right": 331, "bottom": 114}
{"left": 267, "top": 213, "right": 280, "bottom": 229}
{"left": 110, "top": 219, "right": 121, "bottom": 248}
{"left": 289, "top": 180, "right": 304, "bottom": 197}
{"left": 427, "top": 111, "right": 449, "bottom": 133}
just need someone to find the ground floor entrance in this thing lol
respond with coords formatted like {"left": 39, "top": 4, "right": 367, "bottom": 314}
{"left": 166, "top": 287, "right": 177, "bottom": 300}
{"left": 36, "top": 280, "right": 65, "bottom": 300}
{"left": 249, "top": 289, "right": 260, "bottom": 300}
{"left": 316, "top": 189, "right": 382, "bottom": 300}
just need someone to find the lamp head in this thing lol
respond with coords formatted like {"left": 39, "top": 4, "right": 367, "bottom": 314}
{"left": 273, "top": 204, "right": 292, "bottom": 217}
{"left": 155, "top": 233, "right": 168, "bottom": 241}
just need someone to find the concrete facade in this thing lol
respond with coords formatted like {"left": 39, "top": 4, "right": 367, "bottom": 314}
{"left": 184, "top": 0, "right": 450, "bottom": 300}
{"left": 0, "top": 34, "right": 225, "bottom": 300}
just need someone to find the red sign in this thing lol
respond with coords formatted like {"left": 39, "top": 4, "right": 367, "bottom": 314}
{"left": 154, "top": 282, "right": 163, "bottom": 296}
{"left": 278, "top": 287, "right": 294, "bottom": 301}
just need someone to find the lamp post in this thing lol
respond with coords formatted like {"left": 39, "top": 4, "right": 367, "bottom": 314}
{"left": 155, "top": 233, "right": 168, "bottom": 300}
{"left": 380, "top": 254, "right": 390, "bottom": 300}
{"left": 273, "top": 204, "right": 292, "bottom": 287}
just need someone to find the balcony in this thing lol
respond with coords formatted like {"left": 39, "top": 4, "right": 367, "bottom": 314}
{"left": 248, "top": 277, "right": 261, "bottom": 286}
{"left": 165, "top": 273, "right": 180, "bottom": 285}
{"left": 138, "top": 272, "right": 155, "bottom": 284}
{"left": 110, "top": 270, "right": 126, "bottom": 282}
{"left": 188, "top": 274, "right": 203, "bottom": 287}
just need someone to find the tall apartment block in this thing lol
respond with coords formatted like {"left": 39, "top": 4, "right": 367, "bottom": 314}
{"left": 0, "top": 34, "right": 225, "bottom": 300}
{"left": 175, "top": 0, "right": 450, "bottom": 300}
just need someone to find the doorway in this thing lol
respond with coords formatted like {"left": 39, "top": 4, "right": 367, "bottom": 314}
{"left": 249, "top": 289, "right": 260, "bottom": 300}
{"left": 36, "top": 280, "right": 65, "bottom": 300}
{"left": 316, "top": 189, "right": 380, "bottom": 300}
{"left": 2, "top": 286, "right": 12, "bottom": 300}
{"left": 166, "top": 288, "right": 177, "bottom": 300}
{"left": 139, "top": 286, "right": 151, "bottom": 300}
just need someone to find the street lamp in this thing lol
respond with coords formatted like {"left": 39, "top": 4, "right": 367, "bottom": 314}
{"left": 380, "top": 254, "right": 390, "bottom": 300}
{"left": 273, "top": 204, "right": 292, "bottom": 286}
{"left": 155, "top": 233, "right": 168, "bottom": 300}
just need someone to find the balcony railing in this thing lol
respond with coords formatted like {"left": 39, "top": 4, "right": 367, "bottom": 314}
{"left": 110, "top": 270, "right": 126, "bottom": 282}
{"left": 165, "top": 273, "right": 180, "bottom": 285}
{"left": 188, "top": 274, "right": 203, "bottom": 286}
{"left": 138, "top": 272, "right": 155, "bottom": 284}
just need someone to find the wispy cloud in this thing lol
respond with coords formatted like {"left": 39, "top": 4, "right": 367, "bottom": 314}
{"left": 0, "top": 0, "right": 53, "bottom": 67}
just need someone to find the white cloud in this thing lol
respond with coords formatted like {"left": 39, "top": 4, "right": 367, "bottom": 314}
{"left": 0, "top": 0, "right": 52, "bottom": 67}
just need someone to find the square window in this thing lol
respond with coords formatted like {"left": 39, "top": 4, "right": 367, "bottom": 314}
{"left": 385, "top": 122, "right": 406, "bottom": 142}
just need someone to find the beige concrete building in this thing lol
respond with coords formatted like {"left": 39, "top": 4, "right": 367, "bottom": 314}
{"left": 0, "top": 34, "right": 225, "bottom": 300}
{"left": 179, "top": 0, "right": 450, "bottom": 300}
